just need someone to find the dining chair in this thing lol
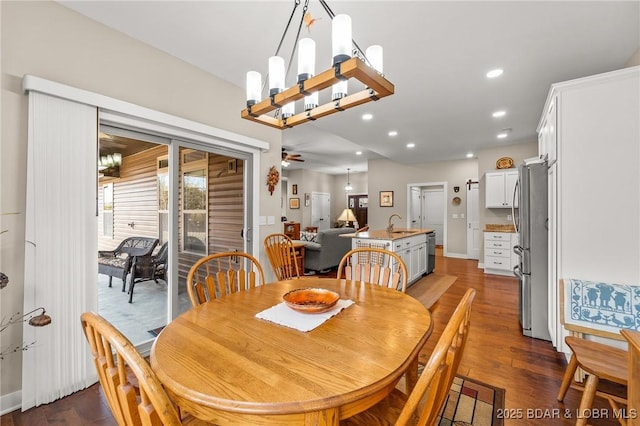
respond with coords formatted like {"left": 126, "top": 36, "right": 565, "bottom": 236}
{"left": 343, "top": 288, "right": 476, "bottom": 426}
{"left": 186, "top": 252, "right": 265, "bottom": 307}
{"left": 80, "top": 311, "right": 211, "bottom": 425}
{"left": 263, "top": 233, "right": 301, "bottom": 281}
{"left": 337, "top": 247, "right": 408, "bottom": 292}
{"left": 557, "top": 336, "right": 628, "bottom": 426}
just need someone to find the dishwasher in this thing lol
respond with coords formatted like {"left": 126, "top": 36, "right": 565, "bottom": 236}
{"left": 427, "top": 232, "right": 436, "bottom": 274}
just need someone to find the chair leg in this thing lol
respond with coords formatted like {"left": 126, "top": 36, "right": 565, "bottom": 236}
{"left": 558, "top": 354, "right": 579, "bottom": 401}
{"left": 576, "top": 374, "right": 599, "bottom": 426}
{"left": 128, "top": 281, "right": 135, "bottom": 303}
{"left": 108, "top": 276, "right": 113, "bottom": 288}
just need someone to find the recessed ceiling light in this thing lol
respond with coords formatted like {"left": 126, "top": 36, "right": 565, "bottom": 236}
{"left": 497, "top": 133, "right": 508, "bottom": 139}
{"left": 362, "top": 113, "right": 373, "bottom": 121}
{"left": 355, "top": 151, "right": 362, "bottom": 155}
{"left": 466, "top": 153, "right": 474, "bottom": 158}
{"left": 407, "top": 143, "right": 415, "bottom": 148}
{"left": 486, "top": 68, "right": 503, "bottom": 79}
{"left": 388, "top": 130, "right": 398, "bottom": 137}
{"left": 492, "top": 110, "right": 506, "bottom": 118}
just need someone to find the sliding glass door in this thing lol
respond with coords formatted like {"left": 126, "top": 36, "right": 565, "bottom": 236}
{"left": 97, "top": 125, "right": 253, "bottom": 347}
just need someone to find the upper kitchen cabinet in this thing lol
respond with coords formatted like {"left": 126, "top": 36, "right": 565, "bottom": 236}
{"left": 538, "top": 96, "right": 557, "bottom": 165}
{"left": 485, "top": 169, "right": 519, "bottom": 208}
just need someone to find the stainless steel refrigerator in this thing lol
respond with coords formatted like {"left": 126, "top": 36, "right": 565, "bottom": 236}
{"left": 512, "top": 159, "right": 550, "bottom": 341}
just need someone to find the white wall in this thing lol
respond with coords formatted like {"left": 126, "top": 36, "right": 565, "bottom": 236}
{"left": 1, "top": 0, "right": 282, "bottom": 398}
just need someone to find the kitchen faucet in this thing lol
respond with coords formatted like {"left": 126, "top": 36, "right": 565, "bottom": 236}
{"left": 387, "top": 214, "right": 402, "bottom": 233}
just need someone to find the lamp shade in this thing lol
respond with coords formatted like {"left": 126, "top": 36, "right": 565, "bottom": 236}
{"left": 332, "top": 14, "right": 352, "bottom": 65}
{"left": 337, "top": 208, "right": 356, "bottom": 222}
{"left": 246, "top": 71, "right": 262, "bottom": 106}
{"left": 365, "top": 45, "right": 383, "bottom": 74}
{"left": 304, "top": 91, "right": 318, "bottom": 111}
{"left": 297, "top": 38, "right": 316, "bottom": 83}
{"left": 332, "top": 79, "right": 348, "bottom": 101}
{"left": 282, "top": 102, "right": 295, "bottom": 118}
{"left": 268, "top": 56, "right": 285, "bottom": 96}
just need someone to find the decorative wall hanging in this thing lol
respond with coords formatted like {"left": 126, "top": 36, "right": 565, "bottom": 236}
{"left": 267, "top": 166, "right": 279, "bottom": 195}
{"left": 289, "top": 198, "right": 300, "bottom": 209}
{"left": 379, "top": 191, "right": 393, "bottom": 207}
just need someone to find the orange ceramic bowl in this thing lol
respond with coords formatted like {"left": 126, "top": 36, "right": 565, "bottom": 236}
{"left": 283, "top": 288, "right": 340, "bottom": 314}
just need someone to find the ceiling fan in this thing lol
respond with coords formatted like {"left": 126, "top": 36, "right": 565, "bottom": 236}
{"left": 281, "top": 148, "right": 304, "bottom": 167}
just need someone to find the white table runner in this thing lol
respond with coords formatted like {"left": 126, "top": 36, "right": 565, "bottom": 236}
{"left": 255, "top": 299, "right": 354, "bottom": 332}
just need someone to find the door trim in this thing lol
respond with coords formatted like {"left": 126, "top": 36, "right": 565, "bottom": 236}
{"left": 406, "top": 181, "right": 447, "bottom": 255}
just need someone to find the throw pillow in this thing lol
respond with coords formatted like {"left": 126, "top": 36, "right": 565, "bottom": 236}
{"left": 299, "top": 231, "right": 318, "bottom": 242}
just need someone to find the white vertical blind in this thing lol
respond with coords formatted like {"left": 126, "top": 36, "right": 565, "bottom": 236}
{"left": 22, "top": 92, "right": 98, "bottom": 410}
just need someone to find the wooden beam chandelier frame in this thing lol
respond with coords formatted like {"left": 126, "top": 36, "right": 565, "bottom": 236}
{"left": 241, "top": 0, "right": 395, "bottom": 130}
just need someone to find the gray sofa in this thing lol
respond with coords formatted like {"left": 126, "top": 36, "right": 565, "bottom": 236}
{"left": 297, "top": 227, "right": 355, "bottom": 272}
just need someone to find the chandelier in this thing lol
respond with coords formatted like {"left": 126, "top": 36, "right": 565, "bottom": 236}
{"left": 241, "top": 0, "right": 394, "bottom": 130}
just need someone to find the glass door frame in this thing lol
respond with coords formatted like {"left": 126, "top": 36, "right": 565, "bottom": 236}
{"left": 100, "top": 111, "right": 261, "bottom": 353}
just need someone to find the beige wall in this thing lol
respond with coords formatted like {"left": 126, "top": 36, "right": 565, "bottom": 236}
{"left": 368, "top": 158, "right": 479, "bottom": 255}
{"left": 1, "top": 0, "right": 282, "bottom": 397}
{"left": 626, "top": 48, "right": 640, "bottom": 67}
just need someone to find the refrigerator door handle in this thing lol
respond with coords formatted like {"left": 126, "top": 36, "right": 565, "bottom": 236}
{"left": 512, "top": 179, "right": 519, "bottom": 232}
{"left": 513, "top": 245, "right": 524, "bottom": 256}
{"left": 513, "top": 264, "right": 523, "bottom": 278}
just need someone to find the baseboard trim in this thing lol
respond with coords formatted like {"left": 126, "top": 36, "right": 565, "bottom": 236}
{"left": 444, "top": 252, "right": 468, "bottom": 259}
{"left": 1, "top": 390, "right": 21, "bottom": 416}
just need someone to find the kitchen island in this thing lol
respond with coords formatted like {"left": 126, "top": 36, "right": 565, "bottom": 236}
{"left": 341, "top": 228, "right": 435, "bottom": 286}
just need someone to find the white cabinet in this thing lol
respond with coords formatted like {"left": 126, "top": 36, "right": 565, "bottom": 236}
{"left": 484, "top": 232, "right": 517, "bottom": 276}
{"left": 353, "top": 233, "right": 428, "bottom": 286}
{"left": 538, "top": 96, "right": 557, "bottom": 164}
{"left": 537, "top": 66, "right": 640, "bottom": 352}
{"left": 485, "top": 170, "right": 518, "bottom": 208}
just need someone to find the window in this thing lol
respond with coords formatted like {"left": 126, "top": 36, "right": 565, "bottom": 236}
{"left": 103, "top": 183, "right": 114, "bottom": 238}
{"left": 181, "top": 150, "right": 207, "bottom": 254}
{"left": 158, "top": 156, "right": 168, "bottom": 244}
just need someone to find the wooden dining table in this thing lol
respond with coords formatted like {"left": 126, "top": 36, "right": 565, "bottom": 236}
{"left": 150, "top": 277, "right": 433, "bottom": 425}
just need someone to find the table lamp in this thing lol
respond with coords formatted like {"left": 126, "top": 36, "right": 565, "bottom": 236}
{"left": 337, "top": 208, "right": 357, "bottom": 227}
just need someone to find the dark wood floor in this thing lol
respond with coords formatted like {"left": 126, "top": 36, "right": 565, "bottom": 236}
{"left": 1, "top": 252, "right": 624, "bottom": 425}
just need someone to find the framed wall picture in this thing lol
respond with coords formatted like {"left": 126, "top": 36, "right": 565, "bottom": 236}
{"left": 289, "top": 198, "right": 300, "bottom": 209}
{"left": 379, "top": 191, "right": 394, "bottom": 207}
{"left": 304, "top": 193, "right": 310, "bottom": 206}
{"left": 292, "top": 184, "right": 298, "bottom": 195}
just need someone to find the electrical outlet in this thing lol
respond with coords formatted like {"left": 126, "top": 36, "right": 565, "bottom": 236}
{"left": 452, "top": 214, "right": 458, "bottom": 219}
{"left": 460, "top": 213, "right": 464, "bottom": 218}
{"left": 507, "top": 214, "right": 512, "bottom": 221}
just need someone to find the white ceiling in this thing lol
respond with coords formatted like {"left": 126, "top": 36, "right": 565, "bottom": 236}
{"left": 59, "top": 1, "right": 639, "bottom": 175}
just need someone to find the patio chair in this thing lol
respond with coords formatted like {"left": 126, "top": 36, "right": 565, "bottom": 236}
{"left": 186, "top": 252, "right": 265, "bottom": 307}
{"left": 151, "top": 242, "right": 168, "bottom": 283}
{"left": 80, "top": 311, "right": 211, "bottom": 425}
{"left": 343, "top": 288, "right": 476, "bottom": 426}
{"left": 98, "top": 237, "right": 159, "bottom": 294}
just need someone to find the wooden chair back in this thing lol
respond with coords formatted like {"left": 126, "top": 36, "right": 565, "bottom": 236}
{"left": 186, "top": 252, "right": 265, "bottom": 307}
{"left": 337, "top": 247, "right": 408, "bottom": 292}
{"left": 263, "top": 233, "right": 300, "bottom": 281}
{"left": 399, "top": 288, "right": 476, "bottom": 425}
{"left": 80, "top": 311, "right": 183, "bottom": 426}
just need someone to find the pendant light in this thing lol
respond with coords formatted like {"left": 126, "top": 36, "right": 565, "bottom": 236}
{"left": 344, "top": 168, "right": 353, "bottom": 191}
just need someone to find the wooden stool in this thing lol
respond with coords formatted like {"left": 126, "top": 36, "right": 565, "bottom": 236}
{"left": 557, "top": 336, "right": 628, "bottom": 426}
